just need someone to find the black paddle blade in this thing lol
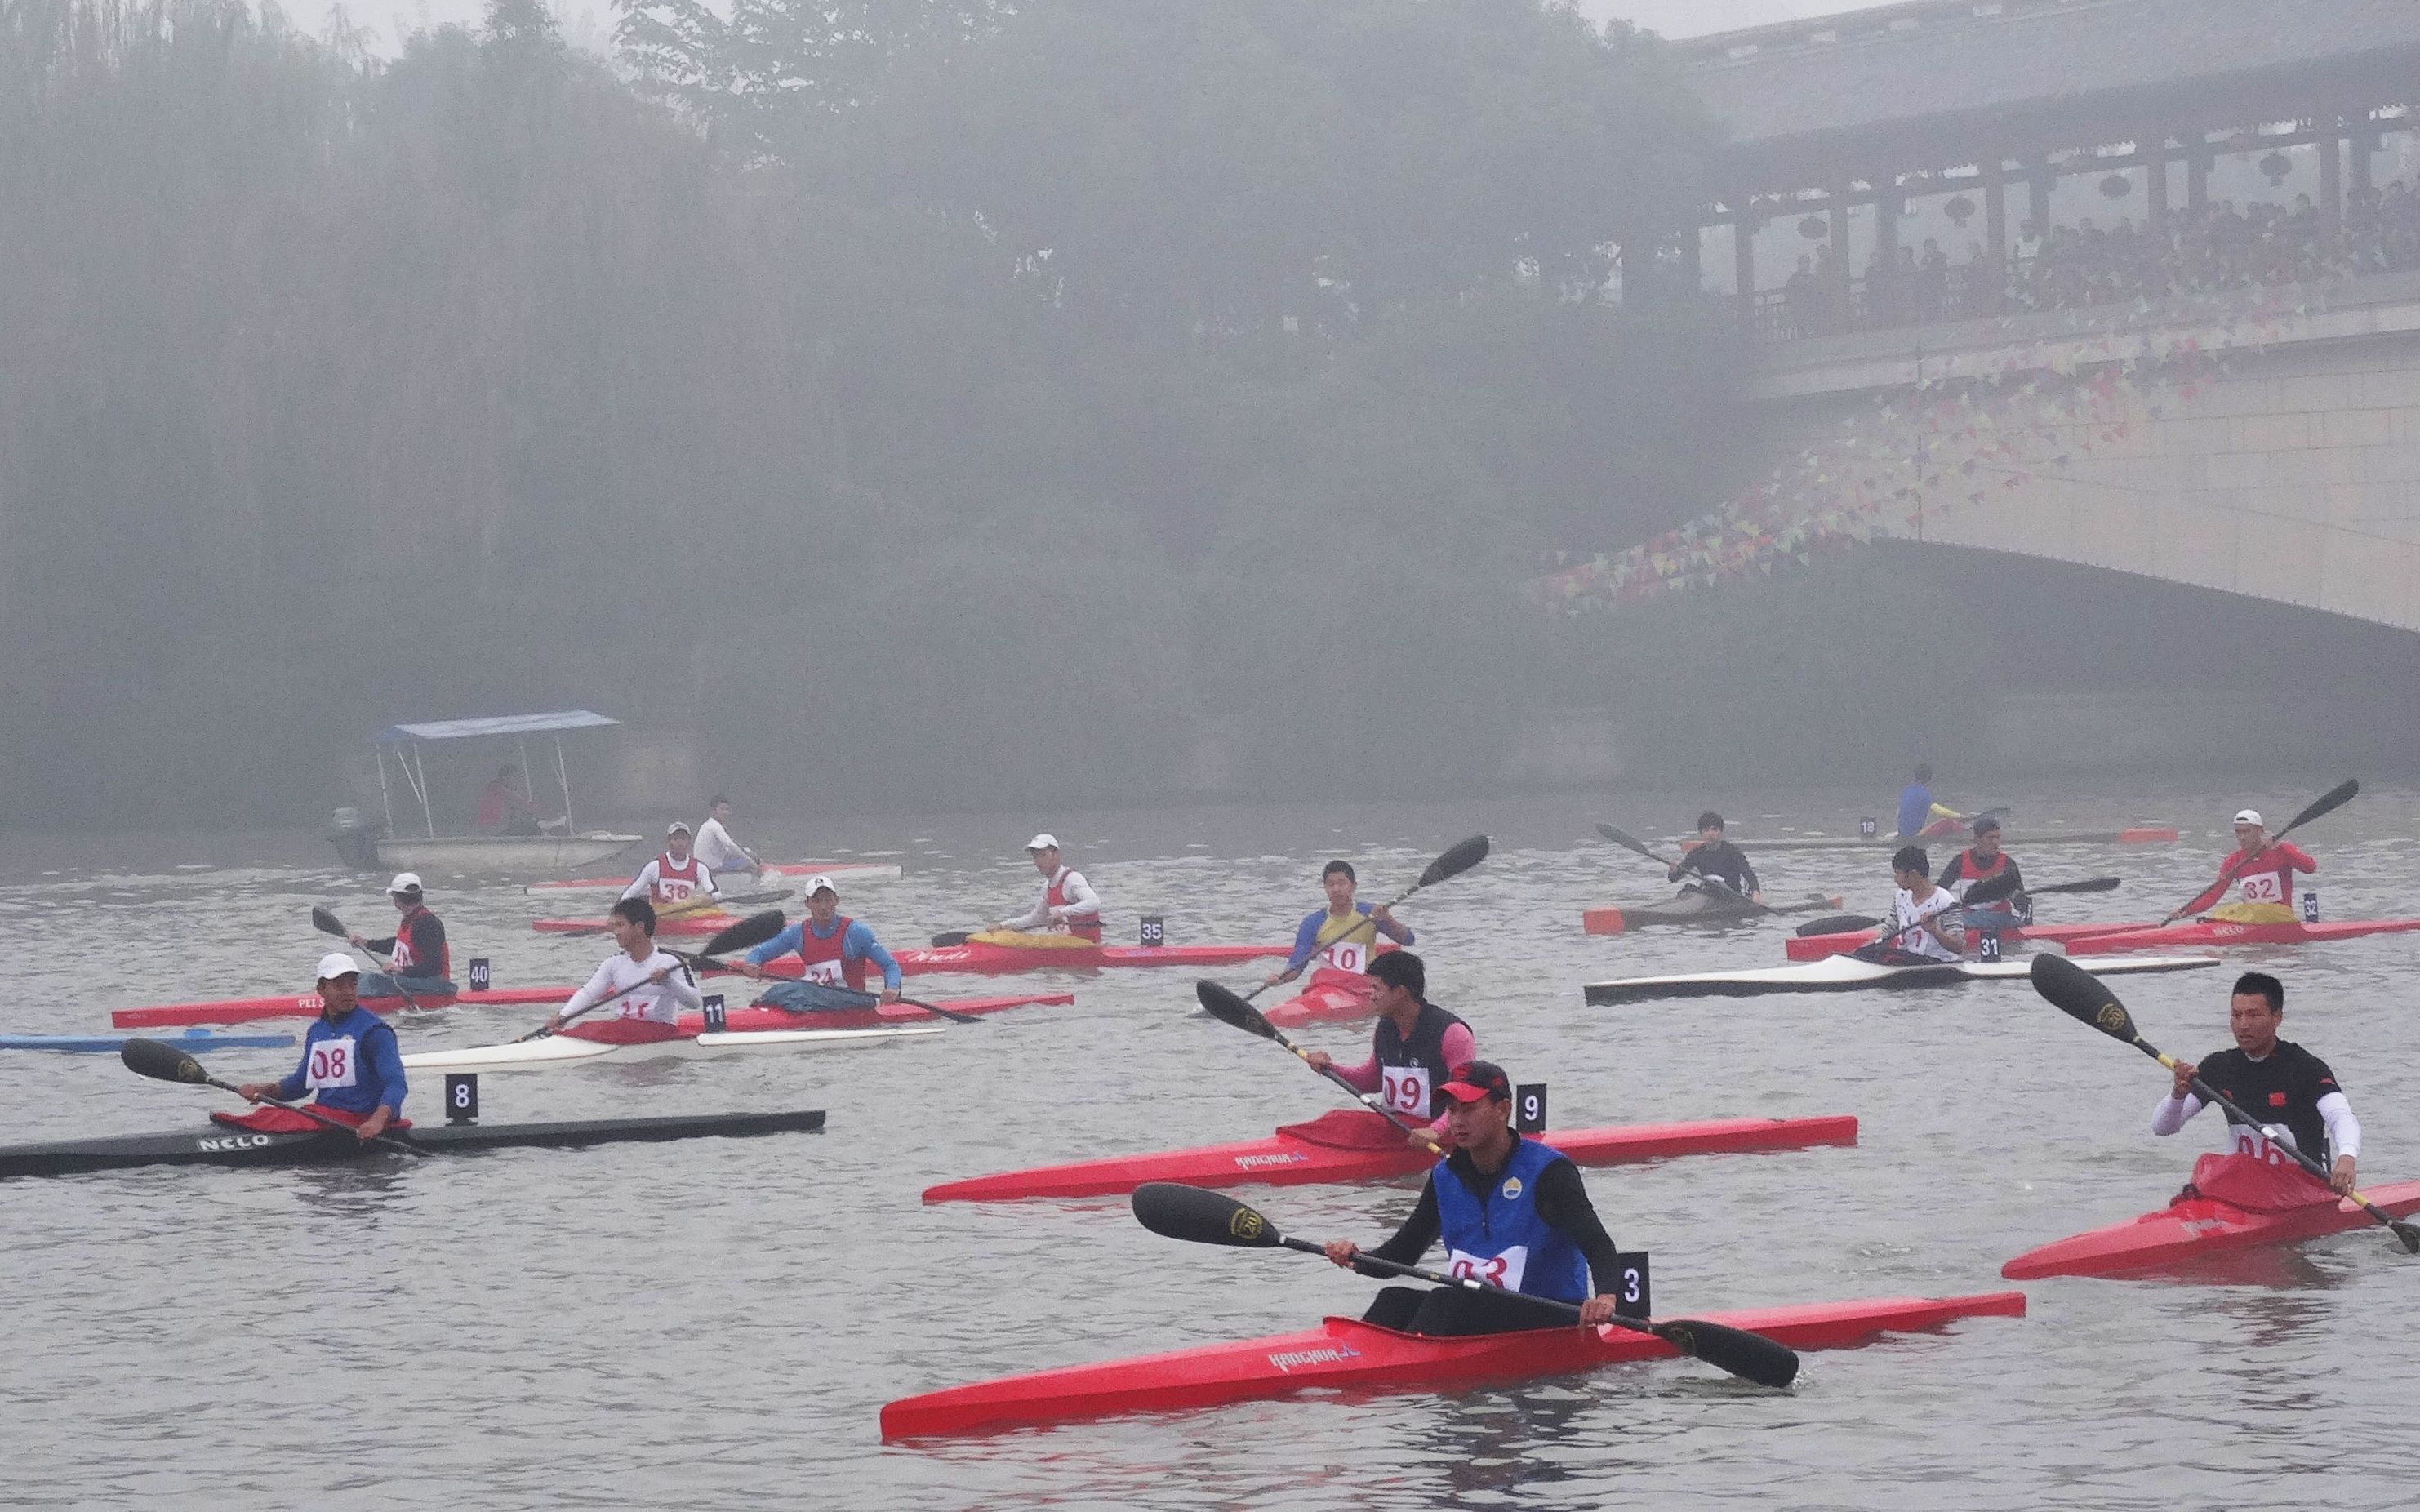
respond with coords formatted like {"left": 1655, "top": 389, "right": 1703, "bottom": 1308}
{"left": 1961, "top": 869, "right": 2024, "bottom": 909}
{"left": 700, "top": 909, "right": 787, "bottom": 959}
{"left": 1796, "top": 914, "right": 1877, "bottom": 937}
{"left": 931, "top": 931, "right": 973, "bottom": 948}
{"left": 1196, "top": 980, "right": 1277, "bottom": 1041}
{"left": 2391, "top": 1221, "right": 2420, "bottom": 1255}
{"left": 1132, "top": 1182, "right": 1283, "bottom": 1249}
{"left": 310, "top": 905, "right": 348, "bottom": 938}
{"left": 2283, "top": 779, "right": 2359, "bottom": 835}
{"left": 1652, "top": 1318, "right": 1799, "bottom": 1390}
{"left": 120, "top": 1037, "right": 209, "bottom": 1085}
{"left": 2031, "top": 954, "right": 2139, "bottom": 1043}
{"left": 1595, "top": 824, "right": 1653, "bottom": 859}
{"left": 1416, "top": 835, "right": 1491, "bottom": 890}
{"left": 2027, "top": 876, "right": 2120, "bottom": 896}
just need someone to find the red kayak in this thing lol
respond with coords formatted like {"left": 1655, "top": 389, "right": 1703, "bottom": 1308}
{"left": 1785, "top": 920, "right": 2146, "bottom": 962}
{"left": 523, "top": 860, "right": 900, "bottom": 896}
{"left": 1262, "top": 967, "right": 1375, "bottom": 1029}
{"left": 677, "top": 992, "right": 1070, "bottom": 1034}
{"left": 2002, "top": 1156, "right": 2420, "bottom": 1279}
{"left": 923, "top": 1110, "right": 1858, "bottom": 1203}
{"left": 2059, "top": 917, "right": 2420, "bottom": 955}
{"left": 115, "top": 985, "right": 572, "bottom": 1029}
{"left": 745, "top": 941, "right": 1286, "bottom": 978}
{"left": 532, "top": 913, "right": 738, "bottom": 938}
{"left": 880, "top": 1290, "right": 2026, "bottom": 1439}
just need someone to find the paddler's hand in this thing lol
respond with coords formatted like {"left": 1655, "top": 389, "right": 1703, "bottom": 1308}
{"left": 737, "top": 960, "right": 767, "bottom": 981}
{"left": 236, "top": 1083, "right": 274, "bottom": 1103}
{"left": 1750, "top": 891, "right": 1765, "bottom": 905}
{"left": 1322, "top": 1239, "right": 1360, "bottom": 1270}
{"left": 1303, "top": 1049, "right": 1334, "bottom": 1073}
{"left": 545, "top": 1014, "right": 569, "bottom": 1034}
{"left": 648, "top": 965, "right": 674, "bottom": 985}
{"left": 2169, "top": 1059, "right": 2199, "bottom": 1100}
{"left": 1408, "top": 1126, "right": 1442, "bottom": 1150}
{"left": 2332, "top": 1154, "right": 2358, "bottom": 1194}
{"left": 1578, "top": 1295, "right": 1621, "bottom": 1327}
{"left": 347, "top": 932, "right": 366, "bottom": 948}
{"left": 355, "top": 1108, "right": 394, "bottom": 1143}
{"left": 879, "top": 988, "right": 901, "bottom": 1004}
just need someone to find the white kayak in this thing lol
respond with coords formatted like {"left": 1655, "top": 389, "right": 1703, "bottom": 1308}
{"left": 1582, "top": 951, "right": 2218, "bottom": 1005}
{"left": 401, "top": 1023, "right": 943, "bottom": 1074}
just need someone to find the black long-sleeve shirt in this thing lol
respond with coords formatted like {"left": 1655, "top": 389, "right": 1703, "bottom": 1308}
{"left": 366, "top": 911, "right": 447, "bottom": 977}
{"left": 1364, "top": 1135, "right": 1622, "bottom": 1296}
{"left": 1668, "top": 839, "right": 1759, "bottom": 896}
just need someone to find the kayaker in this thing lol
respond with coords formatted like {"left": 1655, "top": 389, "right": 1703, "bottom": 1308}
{"left": 544, "top": 897, "right": 702, "bottom": 1043}
{"left": 989, "top": 834, "right": 1102, "bottom": 942}
{"left": 736, "top": 874, "right": 902, "bottom": 1003}
{"left": 1263, "top": 860, "right": 1415, "bottom": 988}
{"left": 345, "top": 872, "right": 456, "bottom": 998}
{"left": 1895, "top": 762, "right": 1970, "bottom": 839}
{"left": 1666, "top": 812, "right": 1761, "bottom": 904}
{"left": 1937, "top": 816, "right": 2028, "bottom": 928}
{"left": 693, "top": 796, "right": 763, "bottom": 881}
{"left": 1322, "top": 1060, "right": 1627, "bottom": 1334}
{"left": 2164, "top": 809, "right": 2315, "bottom": 925}
{"left": 621, "top": 821, "right": 720, "bottom": 909}
{"left": 1302, "top": 951, "right": 1473, "bottom": 1147}
{"left": 2151, "top": 971, "right": 2359, "bottom": 1194}
{"left": 1853, "top": 846, "right": 1964, "bottom": 965}
{"left": 234, "top": 953, "right": 407, "bottom": 1139}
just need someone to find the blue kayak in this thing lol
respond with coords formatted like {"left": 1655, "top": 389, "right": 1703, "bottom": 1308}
{"left": 0, "top": 1030, "right": 296, "bottom": 1054}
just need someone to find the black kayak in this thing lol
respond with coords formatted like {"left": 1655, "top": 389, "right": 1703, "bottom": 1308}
{"left": 0, "top": 1109, "right": 826, "bottom": 1180}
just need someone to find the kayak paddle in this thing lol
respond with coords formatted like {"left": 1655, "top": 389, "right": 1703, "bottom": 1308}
{"left": 1131, "top": 1182, "right": 1800, "bottom": 1390}
{"left": 1595, "top": 824, "right": 1767, "bottom": 914}
{"left": 1197, "top": 979, "right": 1440, "bottom": 1154}
{"left": 1853, "top": 869, "right": 2025, "bottom": 954}
{"left": 931, "top": 930, "right": 978, "bottom": 946}
{"left": 1795, "top": 876, "right": 2120, "bottom": 938}
{"left": 518, "top": 909, "right": 788, "bottom": 1041}
{"left": 1252, "top": 834, "right": 1491, "bottom": 999}
{"left": 2160, "top": 778, "right": 2357, "bottom": 923}
{"left": 754, "top": 977, "right": 983, "bottom": 1025}
{"left": 310, "top": 905, "right": 429, "bottom": 1013}
{"left": 2029, "top": 954, "right": 2420, "bottom": 1255}
{"left": 118, "top": 1036, "right": 426, "bottom": 1158}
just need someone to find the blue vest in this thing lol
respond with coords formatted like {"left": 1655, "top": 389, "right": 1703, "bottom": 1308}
{"left": 1897, "top": 784, "right": 1933, "bottom": 838}
{"left": 287, "top": 1007, "right": 407, "bottom": 1118}
{"left": 1430, "top": 1136, "right": 1591, "bottom": 1305}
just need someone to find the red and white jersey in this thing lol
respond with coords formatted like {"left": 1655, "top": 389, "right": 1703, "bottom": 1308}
{"left": 563, "top": 948, "right": 703, "bottom": 1025}
{"left": 620, "top": 852, "right": 717, "bottom": 905}
{"left": 2186, "top": 843, "right": 2315, "bottom": 914}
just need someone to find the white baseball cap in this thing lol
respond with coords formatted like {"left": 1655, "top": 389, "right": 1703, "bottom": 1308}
{"left": 388, "top": 872, "right": 424, "bottom": 894}
{"left": 803, "top": 874, "right": 839, "bottom": 896}
{"left": 1025, "top": 833, "right": 1059, "bottom": 852}
{"left": 667, "top": 820, "right": 693, "bottom": 836}
{"left": 2233, "top": 809, "right": 2264, "bottom": 826}
{"left": 316, "top": 951, "right": 363, "bottom": 981}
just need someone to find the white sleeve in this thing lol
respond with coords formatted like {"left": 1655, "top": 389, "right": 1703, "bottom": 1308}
{"left": 999, "top": 891, "right": 1049, "bottom": 930}
{"left": 2150, "top": 1092, "right": 2204, "bottom": 1136}
{"left": 659, "top": 955, "right": 704, "bottom": 1013}
{"left": 619, "top": 861, "right": 658, "bottom": 902}
{"left": 2318, "top": 1091, "right": 2360, "bottom": 1159}
{"left": 561, "top": 959, "right": 621, "bottom": 1017}
{"left": 700, "top": 864, "right": 719, "bottom": 898}
{"left": 1050, "top": 869, "right": 1101, "bottom": 920}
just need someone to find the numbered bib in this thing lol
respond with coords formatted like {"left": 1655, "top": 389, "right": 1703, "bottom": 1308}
{"left": 1320, "top": 937, "right": 1371, "bottom": 974}
{"left": 1379, "top": 1064, "right": 1430, "bottom": 1118}
{"left": 2226, "top": 1123, "right": 2295, "bottom": 1165}
{"left": 657, "top": 876, "right": 697, "bottom": 903}
{"left": 305, "top": 1036, "right": 359, "bottom": 1091}
{"left": 1447, "top": 1245, "right": 1529, "bottom": 1292}
{"left": 802, "top": 958, "right": 846, "bottom": 986}
{"left": 2238, "top": 872, "right": 2283, "bottom": 905}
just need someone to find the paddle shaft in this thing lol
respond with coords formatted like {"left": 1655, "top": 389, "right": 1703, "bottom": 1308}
{"left": 219, "top": 1074, "right": 425, "bottom": 1158}
{"left": 2125, "top": 1035, "right": 2413, "bottom": 1241}
{"left": 1265, "top": 1019, "right": 1442, "bottom": 1154}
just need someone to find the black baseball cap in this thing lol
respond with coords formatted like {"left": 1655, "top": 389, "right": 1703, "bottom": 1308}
{"left": 1972, "top": 813, "right": 2002, "bottom": 837}
{"left": 1440, "top": 1060, "right": 1511, "bottom": 1104}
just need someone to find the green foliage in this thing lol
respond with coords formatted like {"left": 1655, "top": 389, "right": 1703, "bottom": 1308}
{"left": 0, "top": 0, "right": 1739, "bottom": 822}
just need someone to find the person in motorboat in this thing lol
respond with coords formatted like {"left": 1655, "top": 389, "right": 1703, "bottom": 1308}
{"left": 477, "top": 764, "right": 558, "bottom": 834}
{"left": 1302, "top": 951, "right": 1473, "bottom": 1149}
{"left": 736, "top": 874, "right": 902, "bottom": 1003}
{"left": 544, "top": 897, "right": 701, "bottom": 1044}
{"left": 2153, "top": 970, "right": 2359, "bottom": 1201}
{"left": 694, "top": 796, "right": 763, "bottom": 882}
{"left": 1322, "top": 1060, "right": 1627, "bottom": 1334}
{"left": 1262, "top": 859, "right": 1415, "bottom": 990}
{"left": 620, "top": 821, "right": 721, "bottom": 912}
{"left": 233, "top": 954, "right": 408, "bottom": 1139}
{"left": 1665, "top": 811, "right": 1762, "bottom": 905}
{"left": 1850, "top": 846, "right": 1965, "bottom": 965}
{"left": 2163, "top": 809, "right": 2315, "bottom": 927}
{"left": 348, "top": 872, "right": 455, "bottom": 999}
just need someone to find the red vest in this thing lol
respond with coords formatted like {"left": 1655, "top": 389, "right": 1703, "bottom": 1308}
{"left": 1951, "top": 849, "right": 2009, "bottom": 887}
{"left": 389, "top": 905, "right": 450, "bottom": 979}
{"left": 652, "top": 851, "right": 704, "bottom": 904}
{"left": 1048, "top": 869, "right": 1102, "bottom": 942}
{"left": 794, "top": 916, "right": 866, "bottom": 991}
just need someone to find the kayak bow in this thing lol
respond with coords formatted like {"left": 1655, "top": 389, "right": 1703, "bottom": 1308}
{"left": 2003, "top": 1177, "right": 2420, "bottom": 1279}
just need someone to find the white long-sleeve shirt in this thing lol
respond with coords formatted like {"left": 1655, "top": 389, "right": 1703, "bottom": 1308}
{"left": 2151, "top": 1089, "right": 2360, "bottom": 1163}
{"left": 1000, "top": 866, "right": 1101, "bottom": 931}
{"left": 563, "top": 948, "right": 703, "bottom": 1025}
{"left": 693, "top": 817, "right": 755, "bottom": 873}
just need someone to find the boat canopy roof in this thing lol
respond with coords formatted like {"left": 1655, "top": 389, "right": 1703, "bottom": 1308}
{"left": 375, "top": 711, "right": 619, "bottom": 745}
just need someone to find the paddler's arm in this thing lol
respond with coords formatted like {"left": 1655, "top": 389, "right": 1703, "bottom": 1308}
{"left": 1047, "top": 869, "right": 1101, "bottom": 925}
{"left": 1267, "top": 913, "right": 1324, "bottom": 986}
{"left": 238, "top": 1046, "right": 314, "bottom": 1104}
{"left": 2280, "top": 842, "right": 2318, "bottom": 874}
{"left": 736, "top": 922, "right": 804, "bottom": 981}
{"left": 1532, "top": 1155, "right": 1626, "bottom": 1325}
{"left": 2151, "top": 1053, "right": 2209, "bottom": 1132}
{"left": 548, "top": 960, "right": 621, "bottom": 1031}
{"left": 354, "top": 1025, "right": 407, "bottom": 1141}
{"left": 2169, "top": 860, "right": 2239, "bottom": 923}
{"left": 2319, "top": 1092, "right": 2360, "bottom": 1192}
{"left": 1326, "top": 1175, "right": 1441, "bottom": 1274}
{"left": 995, "top": 895, "right": 1050, "bottom": 932}
{"left": 1369, "top": 904, "right": 1412, "bottom": 946}
{"left": 618, "top": 864, "right": 656, "bottom": 904}
{"left": 847, "top": 921, "right": 904, "bottom": 1001}
{"left": 1408, "top": 1022, "right": 1480, "bottom": 1147}
{"left": 700, "top": 865, "right": 721, "bottom": 900}
{"left": 656, "top": 958, "right": 704, "bottom": 1013}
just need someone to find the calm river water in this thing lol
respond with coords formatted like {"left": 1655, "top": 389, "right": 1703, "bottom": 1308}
{"left": 5, "top": 780, "right": 2418, "bottom": 1510}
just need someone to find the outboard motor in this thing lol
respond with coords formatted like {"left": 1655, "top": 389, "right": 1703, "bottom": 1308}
{"left": 327, "top": 807, "right": 385, "bottom": 870}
